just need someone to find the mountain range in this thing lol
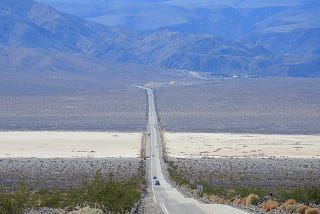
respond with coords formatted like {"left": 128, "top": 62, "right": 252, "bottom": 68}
{"left": 1, "top": 0, "right": 319, "bottom": 81}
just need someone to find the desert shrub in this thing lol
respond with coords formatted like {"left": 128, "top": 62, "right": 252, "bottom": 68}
{"left": 235, "top": 186, "right": 268, "bottom": 199}
{"left": 260, "top": 200, "right": 279, "bottom": 212}
{"left": 167, "top": 167, "right": 189, "bottom": 186}
{"left": 297, "top": 205, "right": 311, "bottom": 214}
{"left": 167, "top": 161, "right": 320, "bottom": 207}
{"left": 39, "top": 193, "right": 66, "bottom": 208}
{"left": 305, "top": 208, "right": 320, "bottom": 214}
{"left": 0, "top": 183, "right": 30, "bottom": 214}
{"left": 286, "top": 204, "right": 300, "bottom": 214}
{"left": 277, "top": 186, "right": 320, "bottom": 204}
{"left": 281, "top": 199, "right": 297, "bottom": 210}
{"left": 0, "top": 172, "right": 145, "bottom": 214}
{"left": 67, "top": 172, "right": 143, "bottom": 212}
{"left": 245, "top": 194, "right": 259, "bottom": 205}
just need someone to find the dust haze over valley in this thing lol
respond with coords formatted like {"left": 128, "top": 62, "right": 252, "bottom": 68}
{"left": 0, "top": 0, "right": 320, "bottom": 213}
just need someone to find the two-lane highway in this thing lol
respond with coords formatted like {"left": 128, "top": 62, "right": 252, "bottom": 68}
{"left": 136, "top": 85, "right": 249, "bottom": 214}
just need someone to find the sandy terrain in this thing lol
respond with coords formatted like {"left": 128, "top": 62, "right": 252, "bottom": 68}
{"left": 0, "top": 131, "right": 142, "bottom": 158}
{"left": 164, "top": 132, "right": 320, "bottom": 158}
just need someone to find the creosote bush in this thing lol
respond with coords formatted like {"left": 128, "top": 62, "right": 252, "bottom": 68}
{"left": 167, "top": 162, "right": 320, "bottom": 206}
{"left": 0, "top": 172, "right": 146, "bottom": 214}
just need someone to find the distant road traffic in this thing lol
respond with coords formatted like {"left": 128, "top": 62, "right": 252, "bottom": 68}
{"left": 136, "top": 85, "right": 249, "bottom": 214}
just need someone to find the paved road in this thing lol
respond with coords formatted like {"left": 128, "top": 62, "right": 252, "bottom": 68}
{"left": 136, "top": 85, "right": 249, "bottom": 214}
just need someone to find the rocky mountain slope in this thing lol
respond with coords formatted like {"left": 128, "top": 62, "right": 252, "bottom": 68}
{"left": 1, "top": 0, "right": 319, "bottom": 77}
{"left": 0, "top": 45, "right": 183, "bottom": 95}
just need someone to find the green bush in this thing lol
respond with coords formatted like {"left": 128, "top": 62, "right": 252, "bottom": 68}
{"left": 167, "top": 163, "right": 320, "bottom": 205}
{"left": 276, "top": 186, "right": 320, "bottom": 204}
{"left": 0, "top": 183, "right": 29, "bottom": 214}
{"left": 0, "top": 172, "right": 145, "bottom": 214}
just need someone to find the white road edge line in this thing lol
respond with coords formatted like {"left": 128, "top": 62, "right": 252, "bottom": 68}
{"left": 160, "top": 202, "right": 169, "bottom": 214}
{"left": 153, "top": 193, "right": 157, "bottom": 203}
{"left": 150, "top": 122, "right": 156, "bottom": 203}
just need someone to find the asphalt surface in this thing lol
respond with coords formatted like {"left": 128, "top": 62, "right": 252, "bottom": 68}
{"left": 136, "top": 85, "right": 249, "bottom": 214}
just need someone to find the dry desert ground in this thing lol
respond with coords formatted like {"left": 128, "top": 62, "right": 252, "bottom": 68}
{"left": 164, "top": 132, "right": 320, "bottom": 158}
{"left": 164, "top": 132, "right": 320, "bottom": 187}
{"left": 0, "top": 131, "right": 141, "bottom": 158}
{"left": 0, "top": 131, "right": 143, "bottom": 189}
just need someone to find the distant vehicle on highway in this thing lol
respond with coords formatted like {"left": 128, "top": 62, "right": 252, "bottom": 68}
{"left": 155, "top": 180, "right": 160, "bottom": 185}
{"left": 153, "top": 176, "right": 157, "bottom": 179}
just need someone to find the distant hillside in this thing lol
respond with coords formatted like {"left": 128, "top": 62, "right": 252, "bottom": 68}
{"left": 0, "top": 0, "right": 136, "bottom": 56}
{"left": 35, "top": 0, "right": 320, "bottom": 77}
{"left": 0, "top": 46, "right": 183, "bottom": 95}
{"left": 1, "top": 0, "right": 319, "bottom": 77}
{"left": 138, "top": 31, "right": 285, "bottom": 76}
{"left": 36, "top": 0, "right": 320, "bottom": 40}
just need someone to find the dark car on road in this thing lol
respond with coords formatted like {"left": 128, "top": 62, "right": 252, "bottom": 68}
{"left": 155, "top": 180, "right": 160, "bottom": 186}
{"left": 153, "top": 176, "right": 157, "bottom": 179}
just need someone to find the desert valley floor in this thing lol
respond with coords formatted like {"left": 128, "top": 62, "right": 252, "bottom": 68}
{"left": 1, "top": 131, "right": 319, "bottom": 189}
